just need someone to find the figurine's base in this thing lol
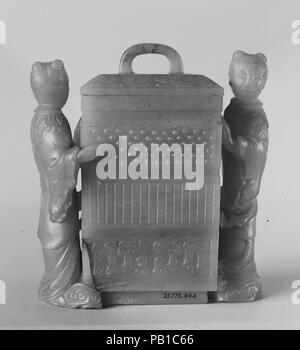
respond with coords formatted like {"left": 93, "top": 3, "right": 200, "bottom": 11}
{"left": 101, "top": 291, "right": 208, "bottom": 305}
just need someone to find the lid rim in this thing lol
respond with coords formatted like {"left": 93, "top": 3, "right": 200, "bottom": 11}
{"left": 81, "top": 74, "right": 224, "bottom": 96}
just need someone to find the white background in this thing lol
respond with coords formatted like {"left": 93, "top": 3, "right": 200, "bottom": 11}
{"left": 0, "top": 0, "right": 300, "bottom": 329}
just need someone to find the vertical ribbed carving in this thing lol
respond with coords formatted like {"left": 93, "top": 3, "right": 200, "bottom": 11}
{"left": 86, "top": 181, "right": 216, "bottom": 225}
{"left": 122, "top": 183, "right": 125, "bottom": 224}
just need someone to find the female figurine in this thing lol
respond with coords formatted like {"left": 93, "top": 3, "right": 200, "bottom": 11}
{"left": 216, "top": 51, "right": 269, "bottom": 302}
{"left": 30, "top": 60, "right": 101, "bottom": 308}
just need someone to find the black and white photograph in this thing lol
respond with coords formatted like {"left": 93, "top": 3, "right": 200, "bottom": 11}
{"left": 0, "top": 0, "right": 300, "bottom": 332}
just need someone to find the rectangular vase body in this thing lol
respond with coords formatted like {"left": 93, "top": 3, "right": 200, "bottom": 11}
{"left": 80, "top": 74, "right": 223, "bottom": 304}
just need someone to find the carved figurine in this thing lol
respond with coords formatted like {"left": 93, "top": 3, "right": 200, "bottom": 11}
{"left": 215, "top": 51, "right": 269, "bottom": 302}
{"left": 30, "top": 60, "right": 101, "bottom": 308}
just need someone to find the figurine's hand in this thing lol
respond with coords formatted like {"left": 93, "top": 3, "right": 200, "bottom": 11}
{"left": 77, "top": 144, "right": 99, "bottom": 163}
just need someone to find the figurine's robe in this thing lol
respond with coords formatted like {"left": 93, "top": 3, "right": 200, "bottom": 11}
{"left": 221, "top": 98, "right": 269, "bottom": 228}
{"left": 30, "top": 108, "right": 81, "bottom": 305}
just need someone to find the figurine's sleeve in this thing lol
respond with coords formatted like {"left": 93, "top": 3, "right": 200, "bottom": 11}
{"left": 237, "top": 117, "right": 268, "bottom": 153}
{"left": 235, "top": 119, "right": 269, "bottom": 177}
{"left": 33, "top": 114, "right": 81, "bottom": 223}
{"left": 48, "top": 146, "right": 80, "bottom": 223}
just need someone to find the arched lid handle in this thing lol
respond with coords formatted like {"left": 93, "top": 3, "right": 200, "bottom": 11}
{"left": 119, "top": 43, "right": 184, "bottom": 74}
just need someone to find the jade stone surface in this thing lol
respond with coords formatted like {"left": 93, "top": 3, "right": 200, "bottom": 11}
{"left": 30, "top": 44, "right": 268, "bottom": 308}
{"left": 213, "top": 50, "right": 269, "bottom": 302}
